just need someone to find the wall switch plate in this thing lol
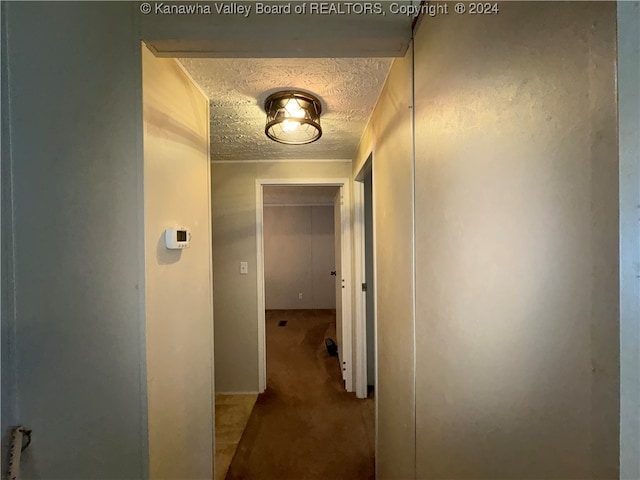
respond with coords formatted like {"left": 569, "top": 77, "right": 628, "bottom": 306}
{"left": 240, "top": 262, "right": 248, "bottom": 275}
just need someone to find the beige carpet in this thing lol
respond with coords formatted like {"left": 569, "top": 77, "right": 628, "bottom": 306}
{"left": 226, "top": 309, "right": 375, "bottom": 480}
{"left": 215, "top": 394, "right": 258, "bottom": 480}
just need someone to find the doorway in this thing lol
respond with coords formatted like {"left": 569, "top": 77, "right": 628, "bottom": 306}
{"left": 363, "top": 163, "right": 375, "bottom": 395}
{"left": 354, "top": 154, "right": 376, "bottom": 399}
{"left": 256, "top": 179, "right": 353, "bottom": 392}
{"left": 262, "top": 186, "right": 338, "bottom": 312}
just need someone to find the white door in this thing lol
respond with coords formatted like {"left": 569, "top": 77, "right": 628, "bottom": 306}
{"left": 334, "top": 189, "right": 345, "bottom": 381}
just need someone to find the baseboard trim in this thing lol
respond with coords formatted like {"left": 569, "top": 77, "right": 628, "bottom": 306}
{"left": 215, "top": 391, "right": 260, "bottom": 395}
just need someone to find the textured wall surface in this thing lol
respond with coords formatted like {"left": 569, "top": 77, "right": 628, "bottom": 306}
{"left": 263, "top": 185, "right": 339, "bottom": 205}
{"left": 211, "top": 161, "right": 351, "bottom": 393}
{"left": 142, "top": 47, "right": 214, "bottom": 480}
{"left": 264, "top": 205, "right": 336, "bottom": 310}
{"left": 179, "top": 58, "right": 392, "bottom": 161}
{"left": 618, "top": 2, "right": 640, "bottom": 479}
{"left": 413, "top": 2, "right": 619, "bottom": 478}
{"left": 4, "top": 3, "right": 148, "bottom": 478}
{"left": 352, "top": 50, "right": 415, "bottom": 479}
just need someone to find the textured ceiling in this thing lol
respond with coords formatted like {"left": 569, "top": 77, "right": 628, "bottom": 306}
{"left": 263, "top": 186, "right": 340, "bottom": 206}
{"left": 179, "top": 58, "right": 393, "bottom": 161}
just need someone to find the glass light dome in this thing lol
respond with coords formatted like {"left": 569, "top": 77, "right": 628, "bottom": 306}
{"left": 264, "top": 91, "right": 322, "bottom": 145}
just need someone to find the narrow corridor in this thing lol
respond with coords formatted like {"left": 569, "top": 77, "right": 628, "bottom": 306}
{"left": 226, "top": 310, "right": 375, "bottom": 480}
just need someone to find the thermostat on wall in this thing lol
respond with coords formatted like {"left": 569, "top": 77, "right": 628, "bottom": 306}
{"left": 165, "top": 227, "right": 192, "bottom": 249}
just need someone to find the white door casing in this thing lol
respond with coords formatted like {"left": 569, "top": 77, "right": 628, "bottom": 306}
{"left": 354, "top": 155, "right": 375, "bottom": 399}
{"left": 334, "top": 189, "right": 345, "bottom": 380}
{"left": 353, "top": 180, "right": 368, "bottom": 399}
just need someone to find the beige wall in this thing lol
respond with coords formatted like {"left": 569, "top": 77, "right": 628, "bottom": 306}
{"left": 353, "top": 51, "right": 415, "bottom": 478}
{"left": 413, "top": 2, "right": 618, "bottom": 478}
{"left": 351, "top": 2, "right": 620, "bottom": 478}
{"left": 142, "top": 46, "right": 214, "bottom": 479}
{"left": 211, "top": 161, "right": 351, "bottom": 393}
{"left": 264, "top": 205, "right": 336, "bottom": 310}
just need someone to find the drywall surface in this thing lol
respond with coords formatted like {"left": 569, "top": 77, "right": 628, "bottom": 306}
{"left": 142, "top": 47, "right": 214, "bottom": 479}
{"left": 211, "top": 161, "right": 351, "bottom": 393}
{"left": 264, "top": 205, "right": 336, "bottom": 310}
{"left": 352, "top": 51, "right": 415, "bottom": 478}
{"left": 413, "top": 2, "right": 619, "bottom": 478}
{"left": 618, "top": 2, "right": 640, "bottom": 479}
{"left": 4, "top": 2, "right": 148, "bottom": 478}
{"left": 1, "top": 0, "right": 17, "bottom": 462}
{"left": 140, "top": 5, "right": 411, "bottom": 57}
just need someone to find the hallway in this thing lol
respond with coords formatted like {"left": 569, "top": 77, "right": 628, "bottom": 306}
{"left": 2, "top": 3, "right": 635, "bottom": 478}
{"left": 226, "top": 310, "right": 375, "bottom": 480}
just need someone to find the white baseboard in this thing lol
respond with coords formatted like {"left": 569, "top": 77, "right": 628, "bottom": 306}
{"left": 215, "top": 391, "right": 260, "bottom": 395}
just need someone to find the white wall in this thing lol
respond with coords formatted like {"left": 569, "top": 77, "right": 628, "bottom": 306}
{"left": 2, "top": 3, "right": 148, "bottom": 477}
{"left": 264, "top": 205, "right": 335, "bottom": 310}
{"left": 142, "top": 46, "right": 214, "bottom": 480}
{"left": 413, "top": 2, "right": 618, "bottom": 478}
{"left": 211, "top": 161, "right": 351, "bottom": 393}
{"left": 618, "top": 2, "right": 640, "bottom": 479}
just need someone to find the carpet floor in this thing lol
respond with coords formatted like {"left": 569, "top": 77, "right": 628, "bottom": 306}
{"left": 215, "top": 394, "right": 258, "bottom": 480}
{"left": 225, "top": 309, "right": 375, "bottom": 480}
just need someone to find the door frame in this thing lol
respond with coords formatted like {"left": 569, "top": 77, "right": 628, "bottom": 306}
{"left": 353, "top": 180, "right": 367, "bottom": 399}
{"left": 353, "top": 154, "right": 376, "bottom": 399}
{"left": 255, "top": 178, "right": 353, "bottom": 393}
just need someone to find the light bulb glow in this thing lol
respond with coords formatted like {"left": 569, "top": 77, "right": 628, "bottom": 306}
{"left": 284, "top": 99, "right": 306, "bottom": 119}
{"left": 281, "top": 119, "right": 300, "bottom": 132}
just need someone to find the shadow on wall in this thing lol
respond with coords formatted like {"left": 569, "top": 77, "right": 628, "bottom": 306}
{"left": 156, "top": 231, "right": 182, "bottom": 265}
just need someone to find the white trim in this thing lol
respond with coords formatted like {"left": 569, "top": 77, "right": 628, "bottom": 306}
{"left": 256, "top": 181, "right": 267, "bottom": 393}
{"left": 213, "top": 159, "right": 352, "bottom": 164}
{"left": 264, "top": 203, "right": 335, "bottom": 207}
{"left": 257, "top": 178, "right": 349, "bottom": 186}
{"left": 204, "top": 96, "right": 216, "bottom": 476}
{"left": 372, "top": 149, "right": 380, "bottom": 480}
{"left": 256, "top": 178, "right": 353, "bottom": 393}
{"left": 353, "top": 180, "right": 367, "bottom": 399}
{"left": 340, "top": 183, "right": 354, "bottom": 392}
{"left": 353, "top": 155, "right": 375, "bottom": 400}
{"left": 215, "top": 391, "right": 260, "bottom": 396}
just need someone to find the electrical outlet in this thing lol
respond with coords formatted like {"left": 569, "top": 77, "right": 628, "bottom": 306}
{"left": 298, "top": 292, "right": 303, "bottom": 300}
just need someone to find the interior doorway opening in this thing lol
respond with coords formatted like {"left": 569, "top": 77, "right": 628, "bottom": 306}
{"left": 256, "top": 179, "right": 353, "bottom": 393}
{"left": 262, "top": 185, "right": 339, "bottom": 312}
{"left": 362, "top": 163, "right": 375, "bottom": 396}
{"left": 354, "top": 154, "right": 376, "bottom": 400}
{"left": 261, "top": 184, "right": 343, "bottom": 387}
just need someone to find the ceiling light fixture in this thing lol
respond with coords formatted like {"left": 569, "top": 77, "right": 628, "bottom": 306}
{"left": 264, "top": 90, "right": 322, "bottom": 145}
